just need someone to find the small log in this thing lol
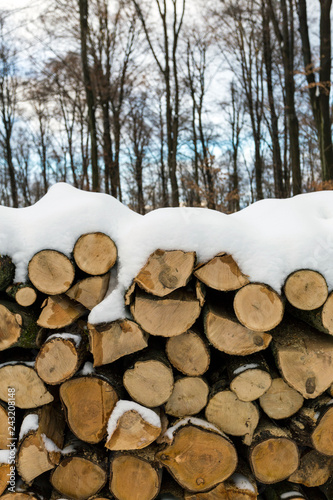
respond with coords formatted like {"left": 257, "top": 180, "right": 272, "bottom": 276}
{"left": 311, "top": 400, "right": 333, "bottom": 455}
{"left": 194, "top": 253, "right": 249, "bottom": 291}
{"left": 0, "top": 362, "right": 53, "bottom": 408}
{"left": 0, "top": 403, "right": 11, "bottom": 448}
{"left": 204, "top": 302, "right": 272, "bottom": 356}
{"left": 37, "top": 295, "right": 87, "bottom": 329}
{"left": 28, "top": 250, "right": 75, "bottom": 295}
{"left": 165, "top": 377, "right": 209, "bottom": 417}
{"left": 60, "top": 371, "right": 119, "bottom": 444}
{"left": 259, "top": 377, "right": 304, "bottom": 419}
{"left": 0, "top": 301, "right": 38, "bottom": 351}
{"left": 88, "top": 319, "right": 148, "bottom": 367}
{"left": 284, "top": 270, "right": 328, "bottom": 311}
{"left": 288, "top": 449, "right": 333, "bottom": 487}
{"left": 6, "top": 283, "right": 37, "bottom": 307}
{"left": 123, "top": 354, "right": 174, "bottom": 407}
{"left": 286, "top": 292, "right": 333, "bottom": 336}
{"left": 131, "top": 289, "right": 201, "bottom": 337}
{"left": 263, "top": 482, "right": 307, "bottom": 500}
{"left": 156, "top": 418, "right": 238, "bottom": 492}
{"left": 66, "top": 274, "right": 110, "bottom": 310}
{"left": 35, "top": 333, "right": 86, "bottom": 385}
{"left": 105, "top": 400, "right": 161, "bottom": 451}
{"left": 233, "top": 283, "right": 284, "bottom": 332}
{"left": 73, "top": 232, "right": 117, "bottom": 275}
{"left": 134, "top": 249, "right": 195, "bottom": 296}
{"left": 248, "top": 420, "right": 299, "bottom": 484}
{"left": 272, "top": 318, "right": 333, "bottom": 398}
{"left": 166, "top": 330, "right": 210, "bottom": 376}
{"left": 205, "top": 388, "right": 259, "bottom": 446}
{"left": 228, "top": 354, "right": 272, "bottom": 402}
{"left": 109, "top": 447, "right": 162, "bottom": 500}
{"left": 0, "top": 255, "right": 15, "bottom": 291}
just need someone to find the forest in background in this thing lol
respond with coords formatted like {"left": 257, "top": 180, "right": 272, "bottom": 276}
{"left": 0, "top": 0, "right": 332, "bottom": 213}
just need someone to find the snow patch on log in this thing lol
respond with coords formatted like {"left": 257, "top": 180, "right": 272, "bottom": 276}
{"left": 0, "top": 450, "right": 11, "bottom": 463}
{"left": 107, "top": 400, "right": 161, "bottom": 439}
{"left": 19, "top": 414, "right": 39, "bottom": 441}
{"left": 229, "top": 472, "right": 256, "bottom": 493}
{"left": 47, "top": 333, "right": 81, "bottom": 347}
{"left": 79, "top": 361, "right": 94, "bottom": 375}
{"left": 164, "top": 416, "right": 225, "bottom": 441}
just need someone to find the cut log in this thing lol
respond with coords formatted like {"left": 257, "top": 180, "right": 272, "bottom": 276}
{"left": 88, "top": 319, "right": 148, "bottom": 367}
{"left": 6, "top": 283, "right": 37, "bottom": 307}
{"left": 166, "top": 330, "right": 210, "bottom": 376}
{"left": 204, "top": 302, "right": 272, "bottom": 356}
{"left": 233, "top": 283, "right": 284, "bottom": 332}
{"left": 205, "top": 389, "right": 259, "bottom": 446}
{"left": 35, "top": 333, "right": 86, "bottom": 385}
{"left": 263, "top": 482, "right": 307, "bottom": 500}
{"left": 259, "top": 377, "right": 304, "bottom": 419}
{"left": 288, "top": 449, "right": 333, "bottom": 487}
{"left": 286, "top": 293, "right": 333, "bottom": 336}
{"left": 0, "top": 461, "right": 11, "bottom": 497}
{"left": 66, "top": 274, "right": 110, "bottom": 310}
{"left": 105, "top": 400, "right": 161, "bottom": 451}
{"left": 0, "top": 255, "right": 15, "bottom": 291}
{"left": 248, "top": 420, "right": 299, "bottom": 484}
{"left": 134, "top": 249, "right": 195, "bottom": 296}
{"left": 228, "top": 354, "right": 272, "bottom": 402}
{"left": 194, "top": 253, "right": 249, "bottom": 291}
{"left": 0, "top": 403, "right": 10, "bottom": 448}
{"left": 311, "top": 402, "right": 333, "bottom": 455}
{"left": 109, "top": 448, "right": 162, "bottom": 500}
{"left": 16, "top": 404, "right": 65, "bottom": 485}
{"left": 272, "top": 318, "right": 333, "bottom": 398}
{"left": 28, "top": 250, "right": 75, "bottom": 295}
{"left": 130, "top": 289, "right": 201, "bottom": 337}
{"left": 0, "top": 301, "right": 38, "bottom": 351}
{"left": 73, "top": 232, "right": 117, "bottom": 275}
{"left": 0, "top": 362, "right": 53, "bottom": 408}
{"left": 165, "top": 377, "right": 209, "bottom": 417}
{"left": 123, "top": 355, "right": 174, "bottom": 408}
{"left": 60, "top": 372, "right": 119, "bottom": 444}
{"left": 0, "top": 494, "right": 40, "bottom": 500}
{"left": 37, "top": 295, "right": 87, "bottom": 329}
{"left": 156, "top": 419, "right": 237, "bottom": 492}
{"left": 284, "top": 270, "right": 328, "bottom": 311}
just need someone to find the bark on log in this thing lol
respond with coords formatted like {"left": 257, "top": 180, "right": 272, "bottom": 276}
{"left": 286, "top": 292, "right": 333, "bottom": 336}
{"left": 37, "top": 295, "right": 87, "bottom": 329}
{"left": 165, "top": 377, "right": 209, "bottom": 417}
{"left": 73, "top": 232, "right": 117, "bottom": 275}
{"left": 6, "top": 283, "right": 37, "bottom": 307}
{"left": 0, "top": 301, "right": 38, "bottom": 351}
{"left": 284, "top": 270, "right": 328, "bottom": 311}
{"left": 66, "top": 274, "right": 110, "bottom": 310}
{"left": 228, "top": 354, "right": 272, "bottom": 402}
{"left": 194, "top": 253, "right": 249, "bottom": 291}
{"left": 259, "top": 377, "right": 304, "bottom": 419}
{"left": 0, "top": 255, "right": 15, "bottom": 291}
{"left": 28, "top": 250, "right": 75, "bottom": 295}
{"left": 166, "top": 330, "right": 210, "bottom": 376}
{"left": 288, "top": 449, "right": 333, "bottom": 487}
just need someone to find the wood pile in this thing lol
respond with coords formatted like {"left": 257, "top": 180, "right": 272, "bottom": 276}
{"left": 0, "top": 235, "right": 333, "bottom": 500}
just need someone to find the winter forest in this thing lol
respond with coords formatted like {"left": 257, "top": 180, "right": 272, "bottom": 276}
{"left": 0, "top": 0, "right": 332, "bottom": 212}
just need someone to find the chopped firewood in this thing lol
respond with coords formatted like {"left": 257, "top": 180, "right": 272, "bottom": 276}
{"left": 66, "top": 274, "right": 110, "bottom": 310}
{"left": 228, "top": 354, "right": 272, "bottom": 402}
{"left": 134, "top": 249, "right": 195, "bottom": 296}
{"left": 165, "top": 377, "right": 209, "bottom": 417}
{"left": 166, "top": 330, "right": 210, "bottom": 376}
{"left": 0, "top": 301, "right": 38, "bottom": 350}
{"left": 6, "top": 283, "right": 37, "bottom": 307}
{"left": 194, "top": 253, "right": 249, "bottom": 291}
{"left": 259, "top": 377, "right": 304, "bottom": 419}
{"left": 131, "top": 289, "right": 202, "bottom": 337}
{"left": 73, "top": 232, "right": 117, "bottom": 275}
{"left": 88, "top": 319, "right": 148, "bottom": 366}
{"left": 28, "top": 250, "right": 75, "bottom": 295}
{"left": 0, "top": 462, "right": 11, "bottom": 496}
{"left": 37, "top": 295, "right": 87, "bottom": 329}
{"left": 288, "top": 449, "right": 333, "bottom": 487}
{"left": 284, "top": 270, "right": 328, "bottom": 311}
{"left": 0, "top": 255, "right": 15, "bottom": 291}
{"left": 286, "top": 293, "right": 333, "bottom": 338}
{"left": 311, "top": 401, "right": 333, "bottom": 455}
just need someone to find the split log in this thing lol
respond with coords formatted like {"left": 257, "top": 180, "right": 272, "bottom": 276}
{"left": 123, "top": 354, "right": 174, "bottom": 407}
{"left": 284, "top": 270, "right": 328, "bottom": 311}
{"left": 204, "top": 303, "right": 272, "bottom": 356}
{"left": 287, "top": 291, "right": 333, "bottom": 337}
{"left": 166, "top": 330, "right": 210, "bottom": 376}
{"left": 311, "top": 400, "right": 333, "bottom": 455}
{"left": 0, "top": 301, "right": 38, "bottom": 351}
{"left": 205, "top": 388, "right": 259, "bottom": 445}
{"left": 194, "top": 253, "right": 249, "bottom": 291}
{"left": 259, "top": 377, "right": 304, "bottom": 419}
{"left": 0, "top": 255, "right": 15, "bottom": 291}
{"left": 37, "top": 295, "right": 87, "bottom": 329}
{"left": 228, "top": 354, "right": 272, "bottom": 402}
{"left": 130, "top": 289, "right": 201, "bottom": 337}
{"left": 165, "top": 377, "right": 209, "bottom": 417}
{"left": 60, "top": 371, "right": 119, "bottom": 443}
{"left": 16, "top": 404, "right": 65, "bottom": 485}
{"left": 233, "top": 283, "right": 284, "bottom": 332}
{"left": 263, "top": 482, "right": 307, "bottom": 500}
{"left": 0, "top": 403, "right": 10, "bottom": 448}
{"left": 134, "top": 249, "right": 195, "bottom": 296}
{"left": 248, "top": 420, "right": 299, "bottom": 484}
{"left": 0, "top": 460, "right": 11, "bottom": 497}
{"left": 272, "top": 318, "right": 333, "bottom": 398}
{"left": 0, "top": 362, "right": 53, "bottom": 408}
{"left": 88, "top": 319, "right": 148, "bottom": 367}
{"left": 156, "top": 418, "right": 238, "bottom": 493}
{"left": 66, "top": 274, "right": 110, "bottom": 310}
{"left": 105, "top": 400, "right": 161, "bottom": 451}
{"left": 109, "top": 447, "right": 162, "bottom": 500}
{"left": 6, "top": 283, "right": 37, "bottom": 307}
{"left": 28, "top": 250, "right": 75, "bottom": 295}
{"left": 35, "top": 333, "right": 86, "bottom": 385}
{"left": 73, "top": 232, "right": 117, "bottom": 275}
{"left": 288, "top": 449, "right": 333, "bottom": 487}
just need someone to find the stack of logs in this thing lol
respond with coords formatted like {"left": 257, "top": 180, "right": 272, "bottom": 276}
{"left": 1, "top": 233, "right": 333, "bottom": 500}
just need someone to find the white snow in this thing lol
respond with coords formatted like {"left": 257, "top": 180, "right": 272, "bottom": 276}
{"left": 164, "top": 416, "right": 225, "bottom": 441}
{"left": 79, "top": 361, "right": 95, "bottom": 375}
{"left": 229, "top": 473, "right": 256, "bottom": 493}
{"left": 233, "top": 363, "right": 260, "bottom": 376}
{"left": 0, "top": 361, "right": 35, "bottom": 369}
{"left": 41, "top": 434, "right": 76, "bottom": 455}
{"left": 2, "top": 184, "right": 333, "bottom": 325}
{"left": 47, "top": 333, "right": 81, "bottom": 347}
{"left": 281, "top": 493, "right": 305, "bottom": 499}
{"left": 107, "top": 400, "right": 161, "bottom": 440}
{"left": 0, "top": 450, "right": 11, "bottom": 463}
{"left": 19, "top": 414, "right": 39, "bottom": 441}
